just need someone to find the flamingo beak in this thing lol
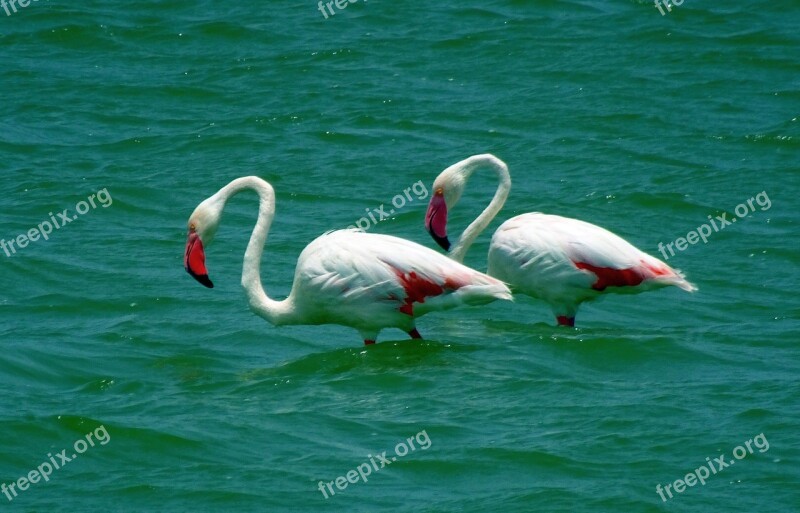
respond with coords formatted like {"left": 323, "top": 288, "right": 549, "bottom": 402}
{"left": 425, "top": 189, "right": 450, "bottom": 251}
{"left": 184, "top": 231, "right": 214, "bottom": 288}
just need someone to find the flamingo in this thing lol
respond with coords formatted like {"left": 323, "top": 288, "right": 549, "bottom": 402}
{"left": 184, "top": 176, "right": 512, "bottom": 345}
{"left": 424, "top": 154, "right": 697, "bottom": 327}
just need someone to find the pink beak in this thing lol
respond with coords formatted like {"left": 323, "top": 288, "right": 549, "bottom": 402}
{"left": 425, "top": 190, "right": 450, "bottom": 251}
{"left": 185, "top": 231, "right": 213, "bottom": 288}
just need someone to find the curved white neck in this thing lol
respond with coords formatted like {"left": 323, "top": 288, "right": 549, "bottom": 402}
{"left": 449, "top": 155, "right": 511, "bottom": 263}
{"left": 215, "top": 177, "right": 295, "bottom": 325}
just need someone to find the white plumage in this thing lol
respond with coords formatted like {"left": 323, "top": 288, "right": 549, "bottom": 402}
{"left": 488, "top": 213, "right": 695, "bottom": 322}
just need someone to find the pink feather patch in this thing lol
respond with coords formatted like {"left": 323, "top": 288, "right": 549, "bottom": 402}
{"left": 573, "top": 261, "right": 645, "bottom": 291}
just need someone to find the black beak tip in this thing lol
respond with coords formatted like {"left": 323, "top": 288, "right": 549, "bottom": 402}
{"left": 186, "top": 268, "right": 214, "bottom": 288}
{"left": 427, "top": 229, "right": 451, "bottom": 251}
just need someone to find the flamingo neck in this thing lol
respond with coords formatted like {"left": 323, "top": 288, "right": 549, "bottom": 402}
{"left": 215, "top": 177, "right": 296, "bottom": 325}
{"left": 449, "top": 155, "right": 511, "bottom": 263}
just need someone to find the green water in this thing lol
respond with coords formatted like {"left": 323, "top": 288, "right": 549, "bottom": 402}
{"left": 1, "top": 1, "right": 798, "bottom": 512}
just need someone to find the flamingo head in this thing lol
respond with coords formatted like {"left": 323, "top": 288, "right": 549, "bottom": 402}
{"left": 184, "top": 195, "right": 223, "bottom": 288}
{"left": 425, "top": 162, "right": 466, "bottom": 251}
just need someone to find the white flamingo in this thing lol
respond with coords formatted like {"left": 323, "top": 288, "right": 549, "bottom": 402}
{"left": 184, "top": 176, "right": 512, "bottom": 345}
{"left": 424, "top": 154, "right": 696, "bottom": 327}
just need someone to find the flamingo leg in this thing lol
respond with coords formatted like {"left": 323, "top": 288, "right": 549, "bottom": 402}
{"left": 408, "top": 328, "right": 423, "bottom": 339}
{"left": 364, "top": 339, "right": 376, "bottom": 345}
{"left": 556, "top": 316, "right": 575, "bottom": 327}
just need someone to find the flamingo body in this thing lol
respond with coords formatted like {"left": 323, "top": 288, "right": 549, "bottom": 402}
{"left": 487, "top": 213, "right": 696, "bottom": 323}
{"left": 284, "top": 229, "right": 512, "bottom": 341}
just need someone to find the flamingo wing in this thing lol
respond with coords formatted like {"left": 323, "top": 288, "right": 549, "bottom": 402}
{"left": 489, "top": 213, "right": 695, "bottom": 313}
{"left": 560, "top": 216, "right": 695, "bottom": 292}
{"left": 295, "top": 230, "right": 510, "bottom": 321}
